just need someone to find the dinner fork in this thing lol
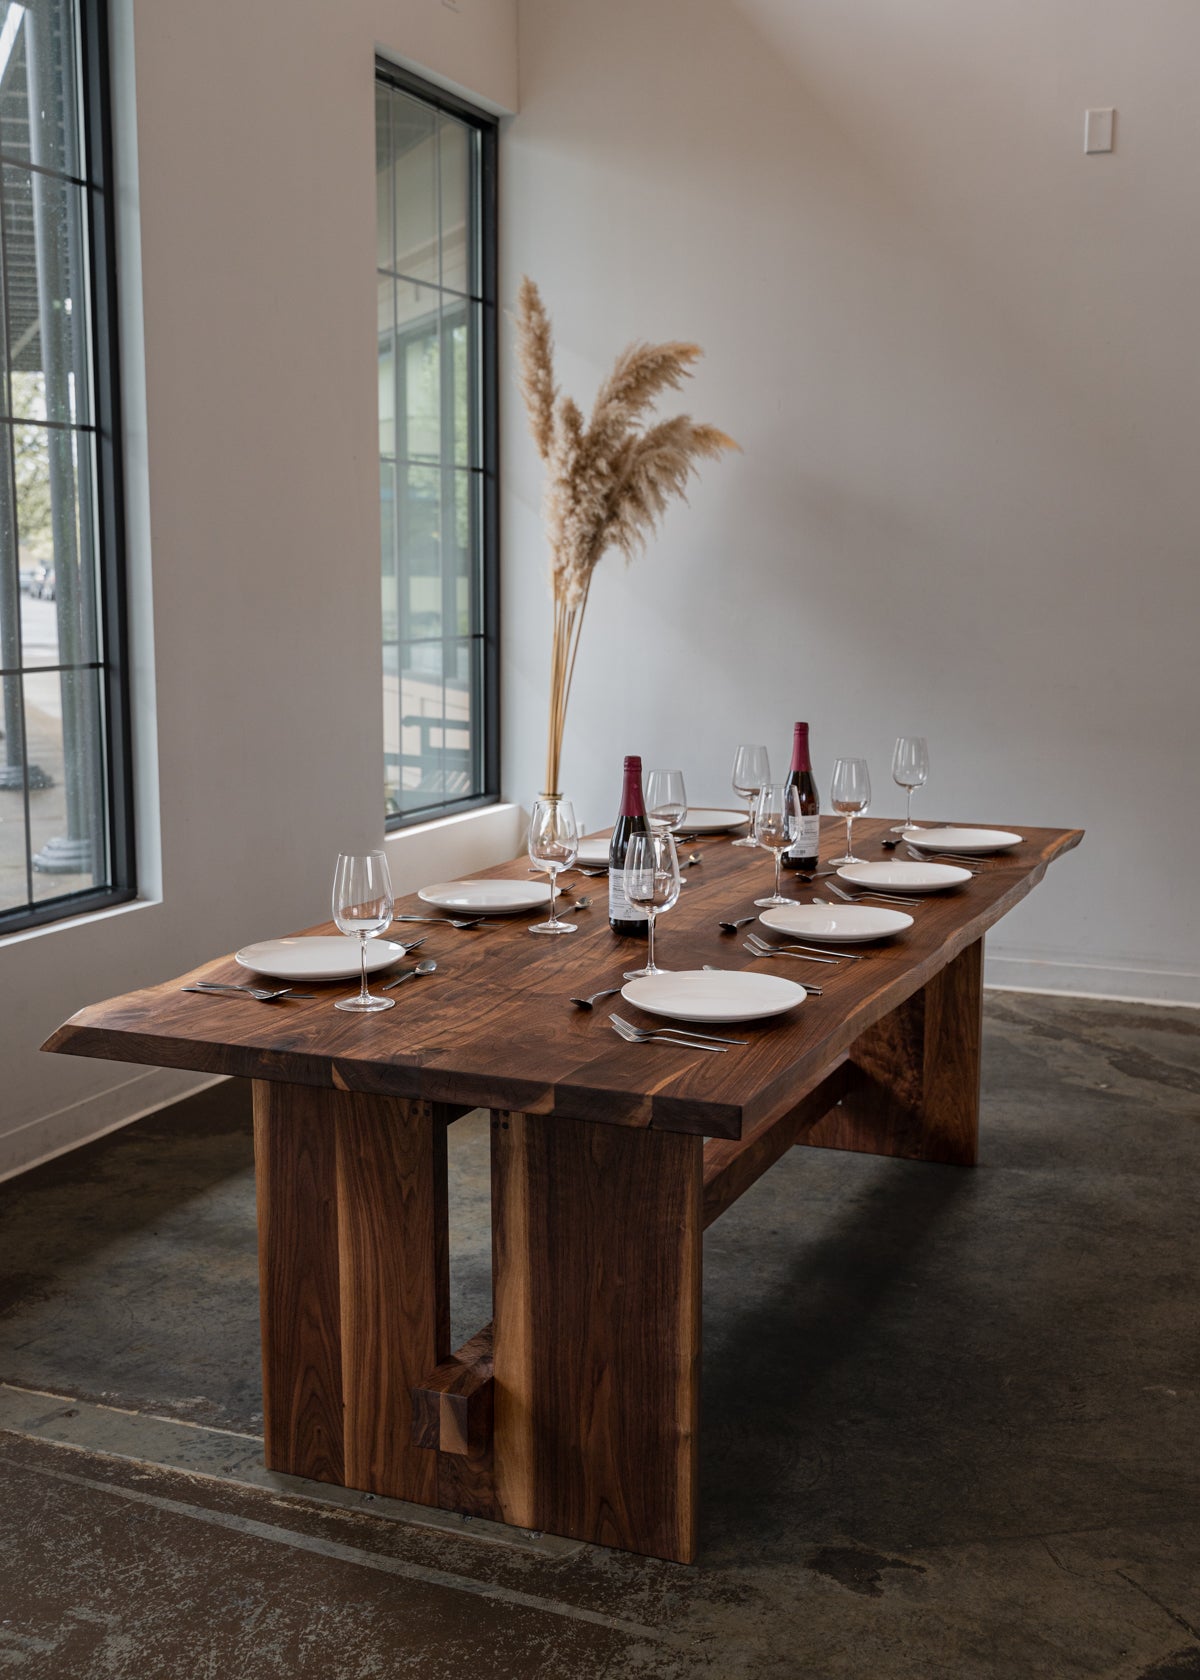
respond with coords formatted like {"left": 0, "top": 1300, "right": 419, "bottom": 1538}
{"left": 182, "top": 982, "right": 314, "bottom": 1002}
{"left": 824, "top": 882, "right": 921, "bottom": 909}
{"left": 742, "top": 939, "right": 840, "bottom": 967}
{"left": 905, "top": 842, "right": 979, "bottom": 872}
{"left": 610, "top": 1015, "right": 737, "bottom": 1051}
{"left": 744, "top": 931, "right": 864, "bottom": 962}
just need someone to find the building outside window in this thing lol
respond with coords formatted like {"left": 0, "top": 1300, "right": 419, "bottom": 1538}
{"left": 376, "top": 61, "right": 498, "bottom": 826}
{"left": 0, "top": 0, "right": 132, "bottom": 933}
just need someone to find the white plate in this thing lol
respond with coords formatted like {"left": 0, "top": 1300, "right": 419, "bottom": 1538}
{"left": 235, "top": 936, "right": 409, "bottom": 981}
{"left": 837, "top": 861, "right": 973, "bottom": 895}
{"left": 758, "top": 903, "right": 913, "bottom": 943}
{"left": 680, "top": 808, "right": 750, "bottom": 834}
{"left": 576, "top": 838, "right": 611, "bottom": 868}
{"left": 418, "top": 879, "right": 556, "bottom": 914}
{"left": 621, "top": 968, "right": 807, "bottom": 1024}
{"left": 902, "top": 826, "right": 1023, "bottom": 855}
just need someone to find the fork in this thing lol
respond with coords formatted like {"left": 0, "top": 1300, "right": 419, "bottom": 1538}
{"left": 742, "top": 939, "right": 840, "bottom": 967}
{"left": 183, "top": 982, "right": 314, "bottom": 1002}
{"left": 824, "top": 882, "right": 921, "bottom": 909}
{"left": 611, "top": 1011, "right": 746, "bottom": 1046}
{"left": 905, "top": 842, "right": 979, "bottom": 872}
{"left": 610, "top": 1016, "right": 732, "bottom": 1052}
{"left": 394, "top": 914, "right": 491, "bottom": 929}
{"left": 744, "top": 931, "right": 864, "bottom": 962}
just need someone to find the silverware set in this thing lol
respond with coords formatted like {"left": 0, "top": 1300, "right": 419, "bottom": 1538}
{"left": 743, "top": 931, "right": 864, "bottom": 963}
{"left": 610, "top": 1013, "right": 745, "bottom": 1052}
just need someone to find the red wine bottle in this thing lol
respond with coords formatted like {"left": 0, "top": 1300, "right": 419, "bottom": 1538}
{"left": 608, "top": 755, "right": 650, "bottom": 937}
{"left": 782, "top": 721, "right": 820, "bottom": 870}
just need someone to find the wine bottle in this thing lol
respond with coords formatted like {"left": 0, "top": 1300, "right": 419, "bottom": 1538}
{"left": 608, "top": 755, "right": 650, "bottom": 937}
{"left": 782, "top": 721, "right": 820, "bottom": 871}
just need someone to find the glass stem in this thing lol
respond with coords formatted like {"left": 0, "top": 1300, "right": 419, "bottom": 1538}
{"left": 906, "top": 787, "right": 914, "bottom": 828}
{"left": 547, "top": 867, "right": 559, "bottom": 928}
{"left": 358, "top": 933, "right": 370, "bottom": 1003}
{"left": 846, "top": 814, "right": 854, "bottom": 858}
{"left": 774, "top": 849, "right": 783, "bottom": 899}
{"left": 647, "top": 911, "right": 656, "bottom": 971}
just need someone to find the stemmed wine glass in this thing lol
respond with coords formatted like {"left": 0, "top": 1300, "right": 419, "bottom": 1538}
{"left": 731, "top": 744, "right": 770, "bottom": 847}
{"left": 830, "top": 758, "right": 871, "bottom": 864}
{"left": 527, "top": 796, "right": 579, "bottom": 934}
{"left": 891, "top": 736, "right": 929, "bottom": 832}
{"left": 622, "top": 830, "right": 682, "bottom": 979}
{"left": 332, "top": 852, "right": 395, "bottom": 1013}
{"left": 753, "top": 783, "right": 801, "bottom": 907}
{"left": 646, "top": 769, "right": 687, "bottom": 836}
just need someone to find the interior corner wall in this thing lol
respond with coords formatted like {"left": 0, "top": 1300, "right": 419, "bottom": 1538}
{"left": 500, "top": 0, "right": 1199, "bottom": 1007}
{"left": 0, "top": 0, "right": 519, "bottom": 1181}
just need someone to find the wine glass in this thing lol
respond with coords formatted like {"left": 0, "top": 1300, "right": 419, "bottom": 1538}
{"left": 527, "top": 796, "right": 579, "bottom": 934}
{"left": 753, "top": 783, "right": 801, "bottom": 907}
{"left": 891, "top": 736, "right": 929, "bottom": 832}
{"left": 830, "top": 758, "right": 871, "bottom": 864}
{"left": 332, "top": 852, "right": 395, "bottom": 1013}
{"left": 622, "top": 830, "right": 682, "bottom": 979}
{"left": 731, "top": 744, "right": 770, "bottom": 847}
{"left": 646, "top": 769, "right": 687, "bottom": 836}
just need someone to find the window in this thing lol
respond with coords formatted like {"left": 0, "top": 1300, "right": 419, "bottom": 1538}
{"left": 376, "top": 61, "right": 498, "bottom": 827}
{"left": 0, "top": 0, "right": 131, "bottom": 934}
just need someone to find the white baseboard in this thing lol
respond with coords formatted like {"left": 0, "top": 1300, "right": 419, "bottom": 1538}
{"left": 984, "top": 953, "right": 1200, "bottom": 1008}
{"left": 0, "top": 1069, "right": 227, "bottom": 1184}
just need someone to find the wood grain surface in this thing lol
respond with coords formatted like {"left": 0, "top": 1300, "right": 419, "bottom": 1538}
{"left": 411, "top": 1321, "right": 494, "bottom": 1458}
{"left": 492, "top": 1109, "right": 703, "bottom": 1562}
{"left": 44, "top": 819, "right": 1082, "bottom": 1142}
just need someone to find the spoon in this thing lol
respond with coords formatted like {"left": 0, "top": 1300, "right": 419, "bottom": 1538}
{"left": 718, "top": 914, "right": 758, "bottom": 933}
{"left": 570, "top": 984, "right": 623, "bottom": 1010}
{"left": 381, "top": 958, "right": 438, "bottom": 990}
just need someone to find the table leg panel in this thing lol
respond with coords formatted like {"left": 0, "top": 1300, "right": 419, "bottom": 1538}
{"left": 491, "top": 1110, "right": 703, "bottom": 1562}
{"left": 253, "top": 1081, "right": 345, "bottom": 1485}
{"left": 804, "top": 937, "right": 984, "bottom": 1165}
{"left": 336, "top": 1096, "right": 450, "bottom": 1504}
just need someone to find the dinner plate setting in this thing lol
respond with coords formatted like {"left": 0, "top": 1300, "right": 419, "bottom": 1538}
{"left": 621, "top": 968, "right": 807, "bottom": 1024}
{"left": 678, "top": 808, "right": 749, "bottom": 834}
{"left": 757, "top": 903, "right": 913, "bottom": 943}
{"left": 418, "top": 880, "right": 558, "bottom": 914}
{"left": 902, "top": 826, "right": 1023, "bottom": 855}
{"left": 236, "top": 936, "right": 410, "bottom": 982}
{"left": 837, "top": 861, "right": 973, "bottom": 895}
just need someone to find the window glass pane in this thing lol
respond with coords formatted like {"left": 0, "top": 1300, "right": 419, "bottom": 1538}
{"left": 438, "top": 115, "right": 474, "bottom": 297}
{"left": 392, "top": 92, "right": 437, "bottom": 286}
{"left": 395, "top": 280, "right": 440, "bottom": 463}
{"left": 445, "top": 299, "right": 479, "bottom": 469}
{"left": 377, "top": 275, "right": 394, "bottom": 459}
{"left": 375, "top": 83, "right": 393, "bottom": 272}
{"left": 450, "top": 469, "right": 479, "bottom": 637}
{"left": 8, "top": 420, "right": 98, "bottom": 666}
{"left": 398, "top": 462, "right": 441, "bottom": 641}
{"left": 25, "top": 662, "right": 107, "bottom": 897}
{"left": 2, "top": 166, "right": 91, "bottom": 427}
{"left": 0, "top": 2, "right": 82, "bottom": 177}
{"left": 398, "top": 639, "right": 445, "bottom": 812}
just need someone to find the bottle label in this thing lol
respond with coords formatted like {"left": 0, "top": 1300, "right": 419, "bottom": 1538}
{"left": 609, "top": 873, "right": 649, "bottom": 924}
{"left": 787, "top": 813, "right": 821, "bottom": 861}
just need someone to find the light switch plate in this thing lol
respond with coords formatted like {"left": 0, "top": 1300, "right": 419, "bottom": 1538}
{"left": 1085, "top": 108, "right": 1115, "bottom": 154}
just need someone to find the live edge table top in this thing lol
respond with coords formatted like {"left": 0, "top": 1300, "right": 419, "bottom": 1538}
{"left": 44, "top": 818, "right": 1082, "bottom": 1142}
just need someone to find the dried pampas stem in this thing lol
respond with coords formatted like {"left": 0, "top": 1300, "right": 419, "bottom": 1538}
{"left": 514, "top": 278, "right": 738, "bottom": 798}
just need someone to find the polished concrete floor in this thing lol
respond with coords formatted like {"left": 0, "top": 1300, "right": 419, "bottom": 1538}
{"left": 0, "top": 991, "right": 1197, "bottom": 1678}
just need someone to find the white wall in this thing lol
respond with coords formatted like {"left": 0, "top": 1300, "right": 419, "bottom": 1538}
{"left": 0, "top": 0, "right": 520, "bottom": 1180}
{"left": 501, "top": 0, "right": 1200, "bottom": 1005}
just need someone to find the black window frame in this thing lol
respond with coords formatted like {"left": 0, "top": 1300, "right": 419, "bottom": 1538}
{"left": 0, "top": 0, "right": 134, "bottom": 937}
{"left": 375, "top": 57, "right": 500, "bottom": 831}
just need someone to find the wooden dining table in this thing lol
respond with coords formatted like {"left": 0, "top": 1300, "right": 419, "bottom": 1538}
{"left": 43, "top": 815, "right": 1082, "bottom": 1564}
